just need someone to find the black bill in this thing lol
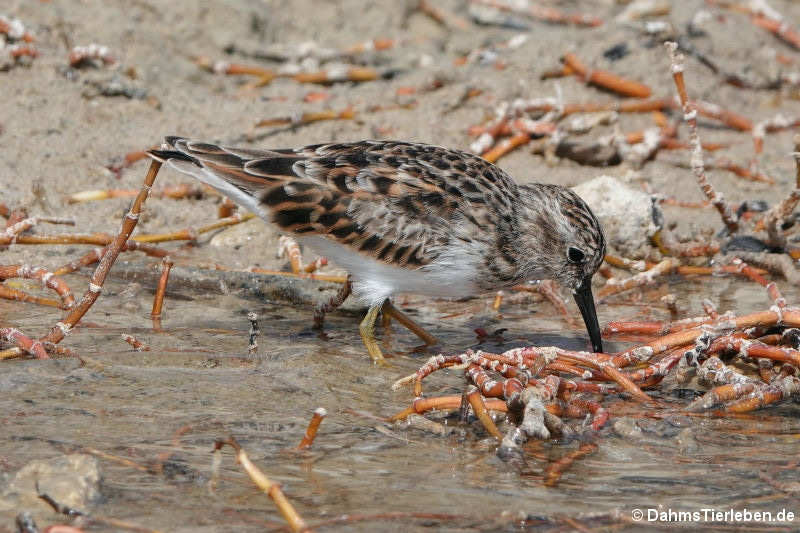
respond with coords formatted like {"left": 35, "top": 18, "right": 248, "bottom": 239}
{"left": 573, "top": 276, "right": 603, "bottom": 353}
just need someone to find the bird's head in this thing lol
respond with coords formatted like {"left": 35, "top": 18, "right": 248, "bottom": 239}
{"left": 516, "top": 184, "right": 606, "bottom": 352}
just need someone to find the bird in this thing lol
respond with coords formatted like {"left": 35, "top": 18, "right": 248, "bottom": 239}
{"left": 147, "top": 137, "right": 606, "bottom": 363}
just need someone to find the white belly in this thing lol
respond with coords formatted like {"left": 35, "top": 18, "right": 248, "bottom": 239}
{"left": 299, "top": 235, "right": 481, "bottom": 306}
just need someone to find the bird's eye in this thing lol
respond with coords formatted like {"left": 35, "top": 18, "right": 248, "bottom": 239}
{"left": 567, "top": 247, "right": 585, "bottom": 263}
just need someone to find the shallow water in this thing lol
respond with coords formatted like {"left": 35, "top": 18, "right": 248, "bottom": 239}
{"left": 2, "top": 265, "right": 799, "bottom": 532}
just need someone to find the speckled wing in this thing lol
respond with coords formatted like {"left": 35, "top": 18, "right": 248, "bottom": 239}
{"left": 152, "top": 138, "right": 520, "bottom": 267}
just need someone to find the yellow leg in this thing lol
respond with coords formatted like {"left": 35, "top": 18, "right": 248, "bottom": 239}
{"left": 382, "top": 301, "right": 439, "bottom": 346}
{"left": 359, "top": 303, "right": 387, "bottom": 365}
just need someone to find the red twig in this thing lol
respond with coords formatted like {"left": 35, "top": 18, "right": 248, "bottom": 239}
{"left": 1, "top": 328, "right": 48, "bottom": 359}
{"left": 0, "top": 264, "right": 74, "bottom": 309}
{"left": 297, "top": 407, "right": 327, "bottom": 450}
{"left": 665, "top": 42, "right": 739, "bottom": 235}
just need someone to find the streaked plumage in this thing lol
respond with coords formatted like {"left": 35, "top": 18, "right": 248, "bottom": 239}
{"left": 148, "top": 137, "right": 606, "bottom": 360}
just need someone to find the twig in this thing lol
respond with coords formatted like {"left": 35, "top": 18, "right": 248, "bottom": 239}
{"left": 39, "top": 160, "right": 163, "bottom": 347}
{"left": 150, "top": 256, "right": 173, "bottom": 327}
{"left": 121, "top": 333, "right": 150, "bottom": 352}
{"left": 417, "top": 0, "right": 470, "bottom": 30}
{"left": 0, "top": 264, "right": 74, "bottom": 308}
{"left": 0, "top": 284, "right": 63, "bottom": 308}
{"left": 465, "top": 386, "right": 504, "bottom": 440}
{"left": 0, "top": 216, "right": 75, "bottom": 245}
{"left": 214, "top": 437, "right": 309, "bottom": 532}
{"left": 247, "top": 312, "right": 259, "bottom": 356}
{"left": 53, "top": 241, "right": 169, "bottom": 276}
{"left": 562, "top": 53, "right": 652, "bottom": 98}
{"left": 543, "top": 442, "right": 598, "bottom": 486}
{"left": 598, "top": 259, "right": 675, "bottom": 299}
{"left": 297, "top": 407, "right": 327, "bottom": 450}
{"left": 68, "top": 43, "right": 115, "bottom": 67}
{"left": 1, "top": 327, "right": 48, "bottom": 359}
{"left": 132, "top": 213, "right": 255, "bottom": 244}
{"left": 66, "top": 183, "right": 204, "bottom": 203}
{"left": 665, "top": 42, "right": 739, "bottom": 234}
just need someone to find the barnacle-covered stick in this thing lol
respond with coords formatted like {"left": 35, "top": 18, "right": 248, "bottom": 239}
{"left": 708, "top": 335, "right": 800, "bottom": 368}
{"left": 68, "top": 43, "right": 116, "bottom": 67}
{"left": 611, "top": 309, "right": 800, "bottom": 370}
{"left": 53, "top": 241, "right": 169, "bottom": 276}
{"left": 0, "top": 216, "right": 75, "bottom": 245}
{"left": 0, "top": 264, "right": 74, "bottom": 309}
{"left": 0, "top": 328, "right": 48, "bottom": 359}
{"left": 0, "top": 285, "right": 62, "bottom": 309}
{"left": 121, "top": 333, "right": 150, "bottom": 352}
{"left": 40, "top": 160, "right": 163, "bottom": 347}
{"left": 730, "top": 258, "right": 786, "bottom": 308}
{"left": 598, "top": 259, "right": 674, "bottom": 299}
{"left": 390, "top": 395, "right": 508, "bottom": 421}
{"left": 665, "top": 42, "right": 739, "bottom": 235}
{"left": 297, "top": 407, "right": 327, "bottom": 450}
{"left": 686, "top": 356, "right": 760, "bottom": 412}
{"left": 550, "top": 349, "right": 651, "bottom": 402}
{"left": 724, "top": 376, "right": 800, "bottom": 413}
{"left": 0, "top": 15, "right": 35, "bottom": 42}
{"left": 213, "top": 437, "right": 309, "bottom": 533}
{"left": 758, "top": 135, "right": 800, "bottom": 246}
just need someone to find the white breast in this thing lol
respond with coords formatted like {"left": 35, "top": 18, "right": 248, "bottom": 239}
{"left": 299, "top": 235, "right": 481, "bottom": 306}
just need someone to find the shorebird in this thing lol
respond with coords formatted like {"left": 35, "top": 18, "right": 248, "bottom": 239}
{"left": 148, "top": 138, "right": 606, "bottom": 363}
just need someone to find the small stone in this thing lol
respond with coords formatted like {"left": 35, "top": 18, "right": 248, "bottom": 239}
{"left": 0, "top": 454, "right": 100, "bottom": 517}
{"left": 612, "top": 417, "right": 643, "bottom": 439}
{"left": 573, "top": 175, "right": 662, "bottom": 259}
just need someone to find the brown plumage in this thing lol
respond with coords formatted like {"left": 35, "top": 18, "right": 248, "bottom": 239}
{"left": 148, "top": 137, "right": 607, "bottom": 358}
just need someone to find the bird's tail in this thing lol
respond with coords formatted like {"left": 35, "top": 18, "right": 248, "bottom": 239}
{"left": 145, "top": 136, "right": 269, "bottom": 218}
{"left": 146, "top": 136, "right": 199, "bottom": 165}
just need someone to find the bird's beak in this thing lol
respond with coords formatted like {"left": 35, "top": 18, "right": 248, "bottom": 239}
{"left": 573, "top": 276, "right": 603, "bottom": 353}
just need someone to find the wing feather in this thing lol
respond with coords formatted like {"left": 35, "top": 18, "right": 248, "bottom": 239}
{"left": 152, "top": 138, "right": 520, "bottom": 267}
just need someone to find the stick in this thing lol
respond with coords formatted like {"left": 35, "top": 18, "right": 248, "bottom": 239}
{"left": 665, "top": 42, "right": 739, "bottom": 234}
{"left": 247, "top": 312, "right": 259, "bottom": 356}
{"left": 214, "top": 437, "right": 309, "bottom": 532}
{"left": 40, "top": 160, "right": 163, "bottom": 347}
{"left": 297, "top": 407, "right": 327, "bottom": 449}
{"left": 0, "top": 264, "right": 74, "bottom": 308}
{"left": 150, "top": 256, "right": 174, "bottom": 324}
{"left": 465, "top": 387, "right": 504, "bottom": 440}
{"left": 562, "top": 53, "right": 652, "bottom": 98}
{"left": 121, "top": 333, "right": 150, "bottom": 352}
